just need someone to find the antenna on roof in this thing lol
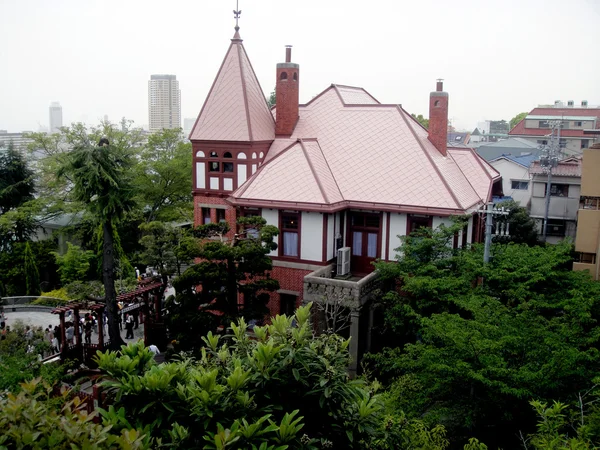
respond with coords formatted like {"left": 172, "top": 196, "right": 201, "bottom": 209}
{"left": 233, "top": 0, "right": 242, "bottom": 32}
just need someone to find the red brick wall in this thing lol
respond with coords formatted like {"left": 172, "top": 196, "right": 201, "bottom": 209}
{"left": 266, "top": 265, "right": 311, "bottom": 316}
{"left": 193, "top": 194, "right": 237, "bottom": 239}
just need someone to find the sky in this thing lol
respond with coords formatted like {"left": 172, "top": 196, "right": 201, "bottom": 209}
{"left": 1, "top": 0, "right": 599, "bottom": 133}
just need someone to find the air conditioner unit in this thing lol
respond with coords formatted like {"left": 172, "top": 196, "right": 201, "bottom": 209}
{"left": 336, "top": 247, "right": 351, "bottom": 276}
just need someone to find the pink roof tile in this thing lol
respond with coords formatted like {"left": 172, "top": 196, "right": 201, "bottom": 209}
{"left": 189, "top": 36, "right": 274, "bottom": 142}
{"left": 232, "top": 85, "right": 497, "bottom": 213}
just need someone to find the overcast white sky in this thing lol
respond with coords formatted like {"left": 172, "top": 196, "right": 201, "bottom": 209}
{"left": 1, "top": 0, "right": 599, "bottom": 133}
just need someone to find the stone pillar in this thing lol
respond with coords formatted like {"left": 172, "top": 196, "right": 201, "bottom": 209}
{"left": 348, "top": 309, "right": 360, "bottom": 378}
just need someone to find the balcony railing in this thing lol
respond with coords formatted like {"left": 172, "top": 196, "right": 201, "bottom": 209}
{"left": 303, "top": 265, "right": 381, "bottom": 308}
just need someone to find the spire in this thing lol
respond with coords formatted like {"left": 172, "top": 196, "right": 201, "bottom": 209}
{"left": 233, "top": 0, "right": 242, "bottom": 40}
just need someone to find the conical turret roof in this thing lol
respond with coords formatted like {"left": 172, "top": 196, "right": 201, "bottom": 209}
{"left": 189, "top": 34, "right": 275, "bottom": 142}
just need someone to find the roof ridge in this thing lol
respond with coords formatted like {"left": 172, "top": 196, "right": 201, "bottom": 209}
{"left": 299, "top": 139, "right": 329, "bottom": 204}
{"left": 398, "top": 106, "right": 464, "bottom": 210}
{"left": 237, "top": 43, "right": 253, "bottom": 141}
{"left": 313, "top": 139, "right": 344, "bottom": 202}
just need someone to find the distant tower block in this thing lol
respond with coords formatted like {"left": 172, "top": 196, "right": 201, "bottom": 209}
{"left": 148, "top": 74, "right": 181, "bottom": 133}
{"left": 49, "top": 102, "right": 63, "bottom": 134}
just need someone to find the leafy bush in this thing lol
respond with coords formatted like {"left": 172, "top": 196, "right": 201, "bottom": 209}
{"left": 32, "top": 288, "right": 71, "bottom": 306}
{"left": 0, "top": 378, "right": 151, "bottom": 449}
{"left": 53, "top": 242, "right": 95, "bottom": 285}
{"left": 95, "top": 304, "right": 450, "bottom": 449}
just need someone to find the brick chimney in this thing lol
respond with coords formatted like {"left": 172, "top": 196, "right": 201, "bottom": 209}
{"left": 428, "top": 79, "right": 448, "bottom": 156}
{"left": 275, "top": 45, "right": 299, "bottom": 136}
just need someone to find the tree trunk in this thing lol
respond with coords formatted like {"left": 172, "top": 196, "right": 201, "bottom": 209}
{"left": 103, "top": 218, "right": 125, "bottom": 349}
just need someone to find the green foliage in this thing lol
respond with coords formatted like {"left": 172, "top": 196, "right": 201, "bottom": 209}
{"left": 411, "top": 113, "right": 429, "bottom": 129}
{"left": 0, "top": 378, "right": 151, "bottom": 449}
{"left": 169, "top": 217, "right": 280, "bottom": 351}
{"left": 509, "top": 111, "right": 528, "bottom": 130}
{"left": 0, "top": 325, "right": 65, "bottom": 392}
{"left": 370, "top": 224, "right": 600, "bottom": 447}
{"left": 0, "top": 141, "right": 36, "bottom": 246}
{"left": 53, "top": 242, "right": 95, "bottom": 284}
{"left": 32, "top": 287, "right": 70, "bottom": 306}
{"left": 134, "top": 128, "right": 193, "bottom": 223}
{"left": 23, "top": 241, "right": 40, "bottom": 296}
{"left": 94, "top": 304, "right": 450, "bottom": 449}
{"left": 0, "top": 240, "right": 59, "bottom": 296}
{"left": 139, "top": 221, "right": 197, "bottom": 276}
{"left": 492, "top": 199, "right": 539, "bottom": 246}
{"left": 267, "top": 89, "right": 276, "bottom": 108}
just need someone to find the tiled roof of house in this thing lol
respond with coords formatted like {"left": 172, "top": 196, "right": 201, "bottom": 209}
{"left": 231, "top": 85, "right": 499, "bottom": 214}
{"left": 189, "top": 34, "right": 275, "bottom": 142}
{"left": 529, "top": 157, "right": 582, "bottom": 177}
{"left": 509, "top": 107, "right": 600, "bottom": 138}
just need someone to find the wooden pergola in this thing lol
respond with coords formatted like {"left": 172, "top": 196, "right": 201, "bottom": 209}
{"left": 50, "top": 280, "right": 165, "bottom": 364}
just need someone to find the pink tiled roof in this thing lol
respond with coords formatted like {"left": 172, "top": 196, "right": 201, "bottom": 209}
{"left": 509, "top": 107, "right": 600, "bottom": 137}
{"left": 189, "top": 35, "right": 275, "bottom": 142}
{"left": 530, "top": 157, "right": 582, "bottom": 177}
{"left": 231, "top": 85, "right": 499, "bottom": 213}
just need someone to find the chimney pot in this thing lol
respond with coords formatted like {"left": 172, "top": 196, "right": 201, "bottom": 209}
{"left": 436, "top": 79, "right": 444, "bottom": 92}
{"left": 285, "top": 45, "right": 292, "bottom": 63}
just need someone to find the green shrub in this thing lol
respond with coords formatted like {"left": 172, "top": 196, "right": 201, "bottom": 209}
{"left": 32, "top": 288, "right": 71, "bottom": 306}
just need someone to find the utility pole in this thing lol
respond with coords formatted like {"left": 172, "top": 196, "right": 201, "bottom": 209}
{"left": 540, "top": 120, "right": 562, "bottom": 241}
{"left": 481, "top": 202, "right": 510, "bottom": 263}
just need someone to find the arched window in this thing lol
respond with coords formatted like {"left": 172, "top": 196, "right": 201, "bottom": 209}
{"left": 280, "top": 72, "right": 288, "bottom": 80}
{"left": 293, "top": 72, "right": 297, "bottom": 81}
{"left": 196, "top": 151, "right": 205, "bottom": 158}
{"left": 238, "top": 152, "right": 247, "bottom": 159}
{"left": 434, "top": 100, "right": 440, "bottom": 107}
{"left": 259, "top": 152, "right": 264, "bottom": 158}
{"left": 252, "top": 152, "right": 257, "bottom": 159}
{"left": 224, "top": 152, "right": 232, "bottom": 158}
{"left": 210, "top": 151, "right": 218, "bottom": 158}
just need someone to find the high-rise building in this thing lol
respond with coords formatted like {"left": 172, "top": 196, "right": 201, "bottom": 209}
{"left": 148, "top": 74, "right": 181, "bottom": 132}
{"left": 183, "top": 117, "right": 196, "bottom": 136}
{"left": 49, "top": 102, "right": 63, "bottom": 133}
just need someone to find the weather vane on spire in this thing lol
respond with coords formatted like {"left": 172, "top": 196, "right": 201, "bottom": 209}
{"left": 233, "top": 0, "right": 242, "bottom": 32}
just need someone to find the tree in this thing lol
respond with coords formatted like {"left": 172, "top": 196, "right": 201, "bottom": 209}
{"left": 58, "top": 135, "right": 138, "bottom": 349}
{"left": 492, "top": 199, "right": 539, "bottom": 246}
{"left": 509, "top": 112, "right": 528, "bottom": 130}
{"left": 138, "top": 222, "right": 197, "bottom": 276}
{"left": 167, "top": 217, "right": 280, "bottom": 351}
{"left": 411, "top": 113, "right": 429, "bottom": 129}
{"left": 0, "top": 142, "right": 36, "bottom": 246}
{"left": 23, "top": 241, "right": 40, "bottom": 296}
{"left": 54, "top": 242, "right": 95, "bottom": 285}
{"left": 135, "top": 128, "right": 192, "bottom": 223}
{"left": 369, "top": 227, "right": 600, "bottom": 447}
{"left": 267, "top": 88, "right": 276, "bottom": 108}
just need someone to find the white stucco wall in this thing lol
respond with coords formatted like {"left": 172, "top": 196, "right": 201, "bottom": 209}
{"left": 432, "top": 216, "right": 452, "bottom": 230}
{"left": 262, "top": 209, "right": 279, "bottom": 256}
{"left": 388, "top": 213, "right": 407, "bottom": 260}
{"left": 301, "top": 212, "right": 323, "bottom": 261}
{"left": 490, "top": 158, "right": 532, "bottom": 206}
{"left": 327, "top": 213, "right": 335, "bottom": 260}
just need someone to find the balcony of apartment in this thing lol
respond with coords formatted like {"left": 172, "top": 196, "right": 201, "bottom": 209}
{"left": 303, "top": 264, "right": 382, "bottom": 376}
{"left": 530, "top": 196, "right": 580, "bottom": 221}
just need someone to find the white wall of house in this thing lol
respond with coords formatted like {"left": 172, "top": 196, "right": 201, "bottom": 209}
{"left": 301, "top": 212, "right": 323, "bottom": 261}
{"left": 490, "top": 158, "right": 532, "bottom": 206}
{"left": 381, "top": 213, "right": 388, "bottom": 260}
{"left": 327, "top": 213, "right": 335, "bottom": 260}
{"left": 388, "top": 213, "right": 407, "bottom": 260}
{"left": 262, "top": 208, "right": 279, "bottom": 257}
{"left": 432, "top": 216, "right": 452, "bottom": 230}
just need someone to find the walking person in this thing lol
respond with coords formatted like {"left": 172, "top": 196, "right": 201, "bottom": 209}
{"left": 65, "top": 322, "right": 74, "bottom": 345}
{"left": 84, "top": 316, "right": 93, "bottom": 344}
{"left": 125, "top": 313, "right": 134, "bottom": 339}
